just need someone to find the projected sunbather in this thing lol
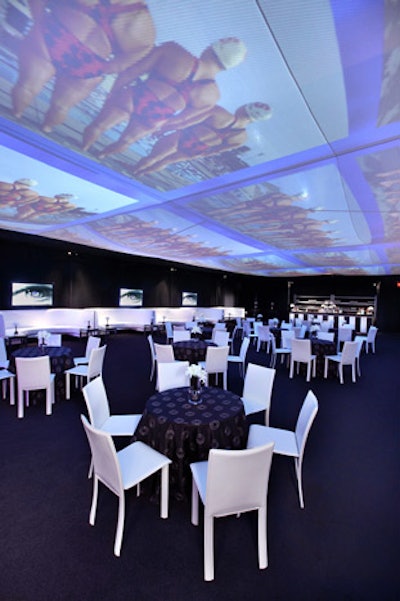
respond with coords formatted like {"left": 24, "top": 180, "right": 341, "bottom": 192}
{"left": 82, "top": 37, "right": 247, "bottom": 154}
{"left": 12, "top": 0, "right": 156, "bottom": 131}
{"left": 133, "top": 102, "right": 272, "bottom": 175}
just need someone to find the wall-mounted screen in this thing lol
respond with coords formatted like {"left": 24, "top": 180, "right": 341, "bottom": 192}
{"left": 182, "top": 292, "right": 198, "bottom": 307}
{"left": 119, "top": 288, "right": 143, "bottom": 307}
{"left": 11, "top": 282, "right": 53, "bottom": 306}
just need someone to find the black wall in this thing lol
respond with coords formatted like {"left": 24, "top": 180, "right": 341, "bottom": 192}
{"left": 1, "top": 229, "right": 399, "bottom": 331}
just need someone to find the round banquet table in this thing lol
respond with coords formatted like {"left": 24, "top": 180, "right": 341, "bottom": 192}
{"left": 9, "top": 345, "right": 74, "bottom": 401}
{"left": 132, "top": 386, "right": 248, "bottom": 500}
{"left": 173, "top": 339, "right": 217, "bottom": 363}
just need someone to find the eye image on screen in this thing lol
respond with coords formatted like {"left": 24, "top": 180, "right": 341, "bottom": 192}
{"left": 182, "top": 292, "right": 197, "bottom": 307}
{"left": 12, "top": 282, "right": 53, "bottom": 306}
{"left": 119, "top": 288, "right": 144, "bottom": 307}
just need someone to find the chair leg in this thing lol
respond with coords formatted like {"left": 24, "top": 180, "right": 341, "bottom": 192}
{"left": 160, "top": 464, "right": 170, "bottom": 519}
{"left": 339, "top": 364, "right": 344, "bottom": 384}
{"left": 17, "top": 389, "right": 24, "bottom": 419}
{"left": 204, "top": 515, "right": 215, "bottom": 581}
{"left": 89, "top": 475, "right": 99, "bottom": 525}
{"left": 191, "top": 480, "right": 199, "bottom": 526}
{"left": 66, "top": 373, "right": 70, "bottom": 400}
{"left": 114, "top": 493, "right": 125, "bottom": 557}
{"left": 295, "top": 457, "right": 304, "bottom": 509}
{"left": 258, "top": 506, "right": 268, "bottom": 569}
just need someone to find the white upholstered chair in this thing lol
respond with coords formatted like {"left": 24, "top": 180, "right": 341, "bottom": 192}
{"left": 74, "top": 336, "right": 101, "bottom": 366}
{"left": 289, "top": 339, "right": 316, "bottom": 382}
{"left": 81, "top": 415, "right": 171, "bottom": 557}
{"left": 65, "top": 345, "right": 107, "bottom": 400}
{"left": 15, "top": 355, "right": 55, "bottom": 418}
{"left": 247, "top": 390, "right": 318, "bottom": 508}
{"left": 199, "top": 346, "right": 229, "bottom": 390}
{"left": 190, "top": 442, "right": 274, "bottom": 581}
{"left": 157, "top": 361, "right": 190, "bottom": 392}
{"left": 324, "top": 340, "right": 358, "bottom": 384}
{"left": 241, "top": 363, "right": 276, "bottom": 426}
{"left": 227, "top": 336, "right": 250, "bottom": 377}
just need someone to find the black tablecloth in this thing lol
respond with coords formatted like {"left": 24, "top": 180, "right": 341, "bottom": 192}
{"left": 173, "top": 340, "right": 216, "bottom": 363}
{"left": 133, "top": 386, "right": 248, "bottom": 500}
{"left": 311, "top": 338, "right": 337, "bottom": 377}
{"left": 10, "top": 345, "right": 74, "bottom": 400}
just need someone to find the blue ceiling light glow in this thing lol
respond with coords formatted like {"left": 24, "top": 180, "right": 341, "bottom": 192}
{"left": 0, "top": 0, "right": 398, "bottom": 277}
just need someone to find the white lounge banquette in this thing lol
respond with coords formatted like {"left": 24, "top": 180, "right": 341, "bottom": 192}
{"left": 0, "top": 306, "right": 245, "bottom": 338}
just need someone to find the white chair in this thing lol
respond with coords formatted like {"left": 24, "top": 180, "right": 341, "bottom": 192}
{"left": 289, "top": 339, "right": 316, "bottom": 382}
{"left": 280, "top": 321, "right": 292, "bottom": 330}
{"left": 164, "top": 321, "right": 173, "bottom": 343}
{"left": 227, "top": 336, "right": 250, "bottom": 377}
{"left": 213, "top": 330, "right": 229, "bottom": 346}
{"left": 147, "top": 334, "right": 157, "bottom": 381}
{"left": 15, "top": 355, "right": 55, "bottom": 419}
{"left": 214, "top": 323, "right": 226, "bottom": 331}
{"left": 241, "top": 363, "right": 276, "bottom": 425}
{"left": 269, "top": 333, "right": 291, "bottom": 369}
{"left": 324, "top": 340, "right": 359, "bottom": 384}
{"left": 46, "top": 334, "right": 62, "bottom": 346}
{"left": 0, "top": 367, "right": 15, "bottom": 406}
{"left": 256, "top": 325, "right": 271, "bottom": 352}
{"left": 0, "top": 337, "right": 9, "bottom": 369}
{"left": 81, "top": 415, "right": 171, "bottom": 557}
{"left": 357, "top": 326, "right": 378, "bottom": 354}
{"left": 354, "top": 335, "right": 364, "bottom": 377}
{"left": 190, "top": 442, "right": 274, "bottom": 581}
{"left": 157, "top": 361, "right": 190, "bottom": 392}
{"left": 74, "top": 336, "right": 101, "bottom": 366}
{"left": 199, "top": 346, "right": 229, "bottom": 390}
{"left": 83, "top": 376, "right": 141, "bottom": 438}
{"left": 337, "top": 326, "right": 353, "bottom": 352}
{"left": 65, "top": 346, "right": 107, "bottom": 400}
{"left": 316, "top": 331, "right": 335, "bottom": 342}
{"left": 154, "top": 343, "right": 180, "bottom": 390}
{"left": 247, "top": 390, "right": 318, "bottom": 508}
{"left": 173, "top": 330, "right": 191, "bottom": 343}
{"left": 228, "top": 325, "right": 242, "bottom": 351}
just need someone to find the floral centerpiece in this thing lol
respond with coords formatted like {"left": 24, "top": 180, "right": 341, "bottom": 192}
{"left": 186, "top": 363, "right": 207, "bottom": 405}
{"left": 191, "top": 325, "right": 202, "bottom": 339}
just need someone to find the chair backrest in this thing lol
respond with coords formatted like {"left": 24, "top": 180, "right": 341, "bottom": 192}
{"left": 354, "top": 335, "right": 364, "bottom": 358}
{"left": 154, "top": 343, "right": 175, "bottom": 362}
{"left": 295, "top": 390, "right": 319, "bottom": 459}
{"left": 213, "top": 330, "right": 229, "bottom": 346}
{"left": 157, "top": 361, "right": 190, "bottom": 392}
{"left": 205, "top": 443, "right": 274, "bottom": 518}
{"left": 340, "top": 341, "right": 358, "bottom": 363}
{"left": 85, "top": 336, "right": 101, "bottom": 359}
{"left": 281, "top": 329, "right": 295, "bottom": 349}
{"left": 316, "top": 331, "right": 334, "bottom": 342}
{"left": 173, "top": 330, "right": 191, "bottom": 342}
{"left": 164, "top": 322, "right": 173, "bottom": 340}
{"left": 205, "top": 346, "right": 229, "bottom": 373}
{"left": 367, "top": 326, "right": 378, "bottom": 342}
{"left": 147, "top": 334, "right": 156, "bottom": 362}
{"left": 0, "top": 313, "right": 5, "bottom": 338}
{"left": 291, "top": 338, "right": 312, "bottom": 362}
{"left": 185, "top": 321, "right": 198, "bottom": 330}
{"left": 238, "top": 336, "right": 250, "bottom": 360}
{"left": 257, "top": 325, "right": 270, "bottom": 342}
{"left": 338, "top": 327, "right": 353, "bottom": 343}
{"left": 0, "top": 337, "right": 8, "bottom": 368}
{"left": 82, "top": 376, "right": 110, "bottom": 428}
{"left": 80, "top": 414, "right": 122, "bottom": 495}
{"left": 242, "top": 363, "right": 276, "bottom": 410}
{"left": 280, "top": 321, "right": 292, "bottom": 330}
{"left": 88, "top": 345, "right": 107, "bottom": 380}
{"left": 45, "top": 334, "right": 62, "bottom": 346}
{"left": 15, "top": 355, "right": 52, "bottom": 390}
{"left": 214, "top": 323, "right": 226, "bottom": 331}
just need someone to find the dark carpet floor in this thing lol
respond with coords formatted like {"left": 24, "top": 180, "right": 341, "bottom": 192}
{"left": 0, "top": 331, "right": 399, "bottom": 601}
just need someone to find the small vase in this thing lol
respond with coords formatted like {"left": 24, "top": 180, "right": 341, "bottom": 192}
{"left": 188, "top": 378, "right": 202, "bottom": 405}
